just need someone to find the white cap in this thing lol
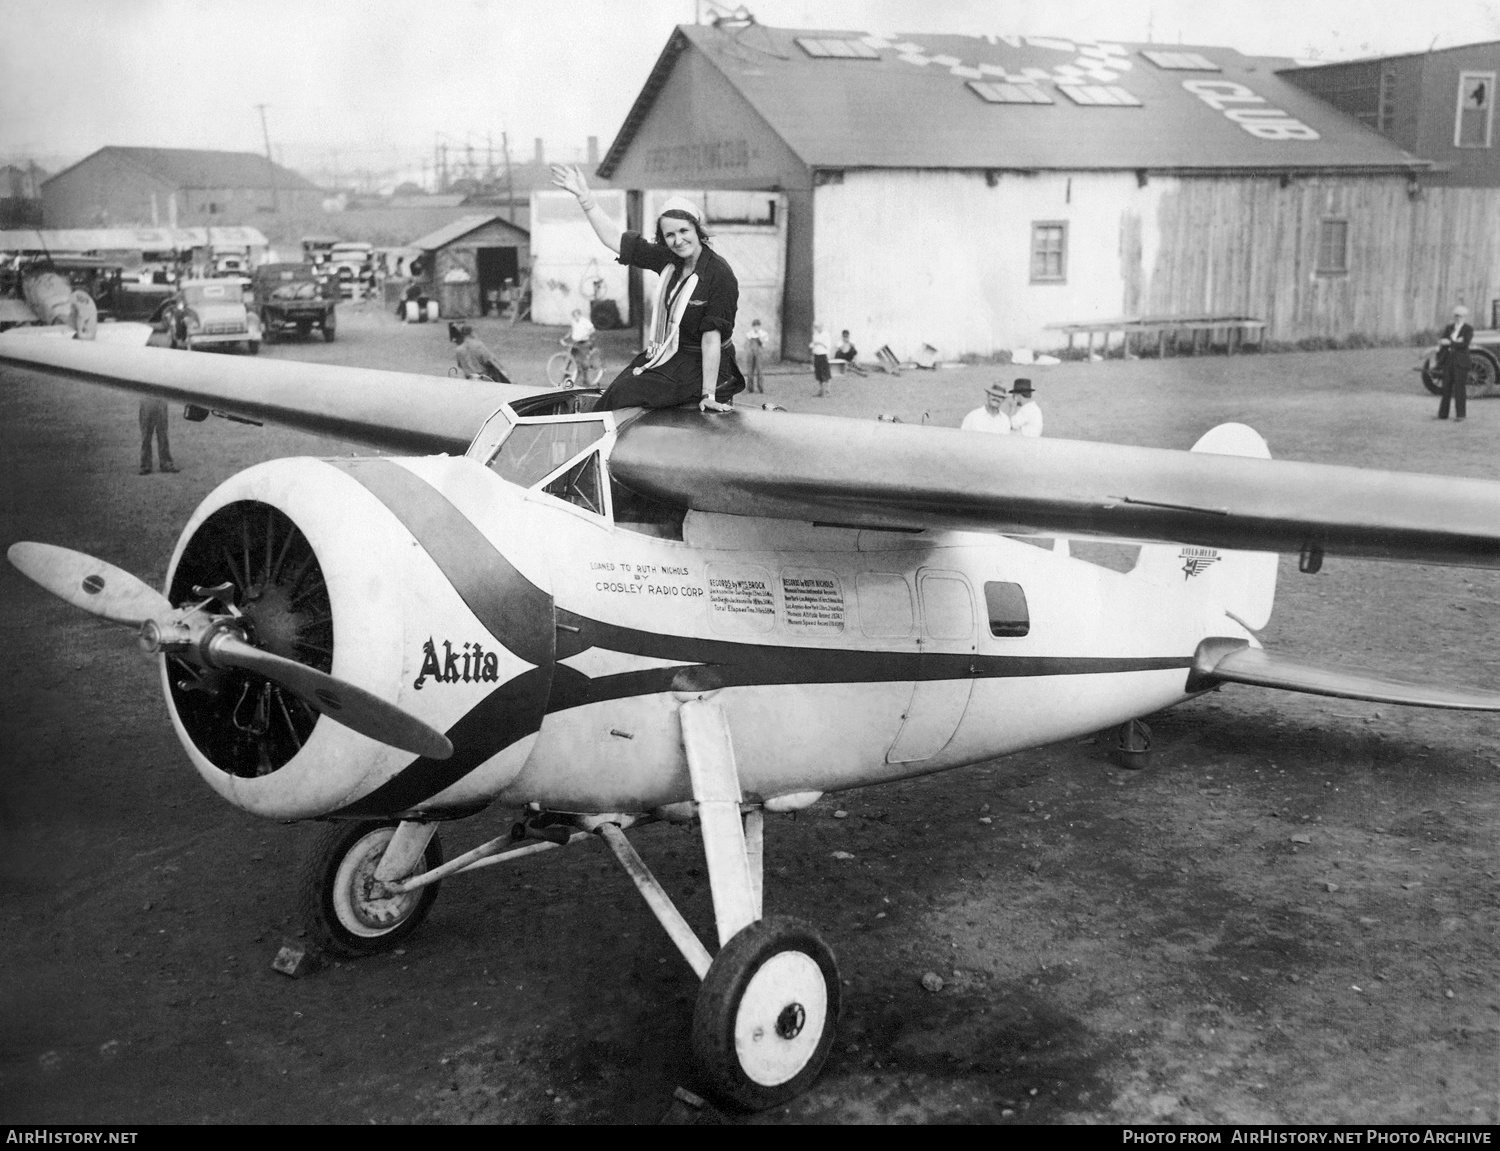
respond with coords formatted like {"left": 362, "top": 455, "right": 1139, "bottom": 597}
{"left": 658, "top": 196, "right": 701, "bottom": 222}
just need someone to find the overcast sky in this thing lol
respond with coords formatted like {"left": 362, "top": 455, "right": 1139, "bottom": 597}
{"left": 3, "top": 0, "right": 1497, "bottom": 186}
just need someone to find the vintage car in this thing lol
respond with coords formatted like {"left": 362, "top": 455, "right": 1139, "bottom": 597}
{"left": 1420, "top": 327, "right": 1500, "bottom": 397}
{"left": 155, "top": 278, "right": 261, "bottom": 354}
{"left": 251, "top": 263, "right": 336, "bottom": 342}
{"left": 326, "top": 241, "right": 375, "bottom": 298}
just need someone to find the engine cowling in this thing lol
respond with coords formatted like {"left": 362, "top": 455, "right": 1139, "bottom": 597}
{"left": 161, "top": 455, "right": 555, "bottom": 821}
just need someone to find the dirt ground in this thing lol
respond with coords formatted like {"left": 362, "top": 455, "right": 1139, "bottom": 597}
{"left": 1, "top": 306, "right": 1496, "bottom": 1125}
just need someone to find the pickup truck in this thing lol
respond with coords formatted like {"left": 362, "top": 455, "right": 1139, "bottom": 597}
{"left": 326, "top": 241, "right": 375, "bottom": 298}
{"left": 251, "top": 263, "right": 336, "bottom": 342}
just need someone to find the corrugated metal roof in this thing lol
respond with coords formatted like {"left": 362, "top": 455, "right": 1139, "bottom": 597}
{"left": 0, "top": 226, "right": 268, "bottom": 252}
{"left": 408, "top": 214, "right": 529, "bottom": 251}
{"left": 46, "top": 147, "right": 318, "bottom": 191}
{"left": 601, "top": 24, "right": 1430, "bottom": 175}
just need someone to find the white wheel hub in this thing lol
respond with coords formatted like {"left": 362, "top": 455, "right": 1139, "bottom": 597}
{"left": 733, "top": 950, "right": 829, "bottom": 1087}
{"left": 332, "top": 828, "right": 423, "bottom": 938}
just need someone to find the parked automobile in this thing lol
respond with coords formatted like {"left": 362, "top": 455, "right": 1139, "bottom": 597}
{"left": 1420, "top": 328, "right": 1500, "bottom": 397}
{"left": 326, "top": 241, "right": 375, "bottom": 298}
{"left": 154, "top": 278, "right": 261, "bottom": 354}
{"left": 251, "top": 263, "right": 336, "bottom": 343}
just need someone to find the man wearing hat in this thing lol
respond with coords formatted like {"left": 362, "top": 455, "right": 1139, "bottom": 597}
{"left": 1009, "top": 378, "right": 1043, "bottom": 437}
{"left": 960, "top": 382, "right": 1012, "bottom": 434}
{"left": 1437, "top": 304, "right": 1474, "bottom": 421}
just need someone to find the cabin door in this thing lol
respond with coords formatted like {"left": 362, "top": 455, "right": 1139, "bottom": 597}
{"left": 886, "top": 569, "right": 976, "bottom": 764}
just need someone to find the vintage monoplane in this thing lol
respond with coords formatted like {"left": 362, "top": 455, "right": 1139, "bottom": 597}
{"left": 4, "top": 331, "right": 1500, "bottom": 1109}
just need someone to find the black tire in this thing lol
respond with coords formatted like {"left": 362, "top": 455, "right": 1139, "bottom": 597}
{"left": 322, "top": 316, "right": 336, "bottom": 343}
{"left": 246, "top": 340, "right": 259, "bottom": 355}
{"left": 298, "top": 821, "right": 443, "bottom": 958}
{"left": 1473, "top": 351, "right": 1499, "bottom": 397}
{"left": 692, "top": 915, "right": 840, "bottom": 1111}
{"left": 1423, "top": 351, "right": 1499, "bottom": 397}
{"left": 1421, "top": 355, "right": 1442, "bottom": 396}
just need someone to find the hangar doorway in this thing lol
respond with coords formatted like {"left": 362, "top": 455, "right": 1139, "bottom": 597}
{"left": 477, "top": 246, "right": 519, "bottom": 316}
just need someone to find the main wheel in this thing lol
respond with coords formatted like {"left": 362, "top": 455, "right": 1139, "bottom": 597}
{"left": 583, "top": 347, "right": 605, "bottom": 386}
{"left": 298, "top": 821, "right": 443, "bottom": 958}
{"left": 546, "top": 350, "right": 572, "bottom": 387}
{"left": 692, "top": 916, "right": 840, "bottom": 1111}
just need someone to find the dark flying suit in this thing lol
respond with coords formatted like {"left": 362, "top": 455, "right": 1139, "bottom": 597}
{"left": 1438, "top": 320, "right": 1474, "bottom": 420}
{"left": 594, "top": 231, "right": 745, "bottom": 411}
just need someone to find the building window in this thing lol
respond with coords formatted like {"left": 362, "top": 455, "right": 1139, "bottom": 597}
{"left": 796, "top": 37, "right": 879, "bottom": 59}
{"left": 1141, "top": 50, "right": 1220, "bottom": 71}
{"left": 1317, "top": 218, "right": 1349, "bottom": 275}
{"left": 969, "top": 80, "right": 1053, "bottom": 105}
{"left": 1455, "top": 72, "right": 1495, "bottom": 148}
{"left": 1377, "top": 66, "right": 1397, "bottom": 133}
{"left": 1030, "top": 222, "right": 1067, "bottom": 283}
{"left": 1057, "top": 84, "right": 1142, "bottom": 107}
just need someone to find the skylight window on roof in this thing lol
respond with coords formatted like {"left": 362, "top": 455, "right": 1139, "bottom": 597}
{"left": 797, "top": 38, "right": 880, "bottom": 59}
{"left": 970, "top": 81, "right": 1054, "bottom": 105}
{"left": 1142, "top": 50, "right": 1220, "bottom": 71}
{"left": 1058, "top": 84, "right": 1142, "bottom": 106}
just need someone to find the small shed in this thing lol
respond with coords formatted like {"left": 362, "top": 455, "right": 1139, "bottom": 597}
{"left": 409, "top": 214, "right": 530, "bottom": 318}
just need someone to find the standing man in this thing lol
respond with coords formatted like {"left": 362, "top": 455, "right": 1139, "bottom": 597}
{"left": 960, "top": 382, "right": 1012, "bottom": 434}
{"left": 138, "top": 397, "right": 177, "bottom": 474}
{"left": 744, "top": 318, "right": 768, "bottom": 393}
{"left": 1438, "top": 305, "right": 1473, "bottom": 422}
{"left": 1009, "top": 378, "right": 1043, "bottom": 437}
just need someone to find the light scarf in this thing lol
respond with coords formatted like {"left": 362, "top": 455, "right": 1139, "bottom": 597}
{"left": 633, "top": 264, "right": 699, "bottom": 376}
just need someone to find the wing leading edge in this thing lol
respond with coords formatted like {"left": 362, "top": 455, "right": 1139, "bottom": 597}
{"left": 0, "top": 334, "right": 554, "bottom": 455}
{"left": 612, "top": 408, "right": 1500, "bottom": 570}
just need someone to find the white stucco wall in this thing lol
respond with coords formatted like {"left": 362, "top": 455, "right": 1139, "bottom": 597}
{"left": 813, "top": 169, "right": 1170, "bottom": 359}
{"left": 529, "top": 189, "right": 630, "bottom": 326}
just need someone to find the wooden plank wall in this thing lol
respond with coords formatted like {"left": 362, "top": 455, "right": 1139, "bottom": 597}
{"left": 1143, "top": 177, "right": 1500, "bottom": 340}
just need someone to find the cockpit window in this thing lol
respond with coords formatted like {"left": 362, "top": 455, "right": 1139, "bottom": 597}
{"left": 543, "top": 451, "right": 605, "bottom": 516}
{"left": 488, "top": 419, "right": 607, "bottom": 488}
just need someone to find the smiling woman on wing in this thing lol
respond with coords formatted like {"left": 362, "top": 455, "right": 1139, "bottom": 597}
{"left": 549, "top": 164, "right": 743, "bottom": 414}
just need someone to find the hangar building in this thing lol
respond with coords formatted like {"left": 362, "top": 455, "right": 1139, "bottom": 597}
{"left": 43, "top": 147, "right": 323, "bottom": 230}
{"left": 596, "top": 23, "right": 1497, "bottom": 359}
{"left": 1281, "top": 41, "right": 1500, "bottom": 189}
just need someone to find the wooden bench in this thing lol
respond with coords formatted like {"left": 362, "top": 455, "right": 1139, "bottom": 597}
{"left": 1048, "top": 315, "right": 1267, "bottom": 358}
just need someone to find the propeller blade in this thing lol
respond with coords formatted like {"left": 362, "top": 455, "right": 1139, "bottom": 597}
{"left": 7, "top": 542, "right": 172, "bottom": 626}
{"left": 208, "top": 634, "right": 454, "bottom": 760}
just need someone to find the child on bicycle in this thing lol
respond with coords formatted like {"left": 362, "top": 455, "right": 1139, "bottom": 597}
{"left": 568, "top": 307, "right": 596, "bottom": 372}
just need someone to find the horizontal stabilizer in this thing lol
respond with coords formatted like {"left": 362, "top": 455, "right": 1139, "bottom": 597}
{"left": 1188, "top": 637, "right": 1500, "bottom": 711}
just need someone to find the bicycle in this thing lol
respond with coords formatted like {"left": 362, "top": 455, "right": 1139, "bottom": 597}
{"left": 546, "top": 336, "right": 604, "bottom": 388}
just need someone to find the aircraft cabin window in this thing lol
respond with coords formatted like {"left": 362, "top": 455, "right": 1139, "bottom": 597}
{"left": 984, "top": 581, "right": 1031, "bottom": 637}
{"left": 543, "top": 451, "right": 605, "bottom": 516}
{"left": 611, "top": 479, "right": 686, "bottom": 539}
{"left": 920, "top": 575, "right": 975, "bottom": 641}
{"left": 488, "top": 419, "right": 606, "bottom": 489}
{"left": 856, "top": 572, "right": 914, "bottom": 638}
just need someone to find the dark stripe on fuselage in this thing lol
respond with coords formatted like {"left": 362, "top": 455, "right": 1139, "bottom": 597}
{"left": 329, "top": 458, "right": 554, "bottom": 667}
{"left": 326, "top": 459, "right": 555, "bottom": 817}
{"left": 548, "top": 609, "right": 1192, "bottom": 711}
{"left": 322, "top": 461, "right": 1192, "bottom": 815}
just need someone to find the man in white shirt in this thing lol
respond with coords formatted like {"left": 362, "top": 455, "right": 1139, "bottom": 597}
{"left": 960, "top": 382, "right": 1012, "bottom": 434}
{"left": 1009, "top": 378, "right": 1043, "bottom": 437}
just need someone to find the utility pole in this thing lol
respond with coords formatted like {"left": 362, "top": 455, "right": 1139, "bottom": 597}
{"left": 256, "top": 103, "right": 278, "bottom": 211}
{"left": 501, "top": 131, "right": 515, "bottom": 224}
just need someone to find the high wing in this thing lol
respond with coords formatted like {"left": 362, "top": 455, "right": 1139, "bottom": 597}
{"left": 0, "top": 334, "right": 552, "bottom": 455}
{"left": 6, "top": 335, "right": 1500, "bottom": 569}
{"left": 613, "top": 409, "right": 1500, "bottom": 568}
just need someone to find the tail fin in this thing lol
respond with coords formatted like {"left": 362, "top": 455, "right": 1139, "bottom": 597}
{"left": 1130, "top": 423, "right": 1279, "bottom": 630}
